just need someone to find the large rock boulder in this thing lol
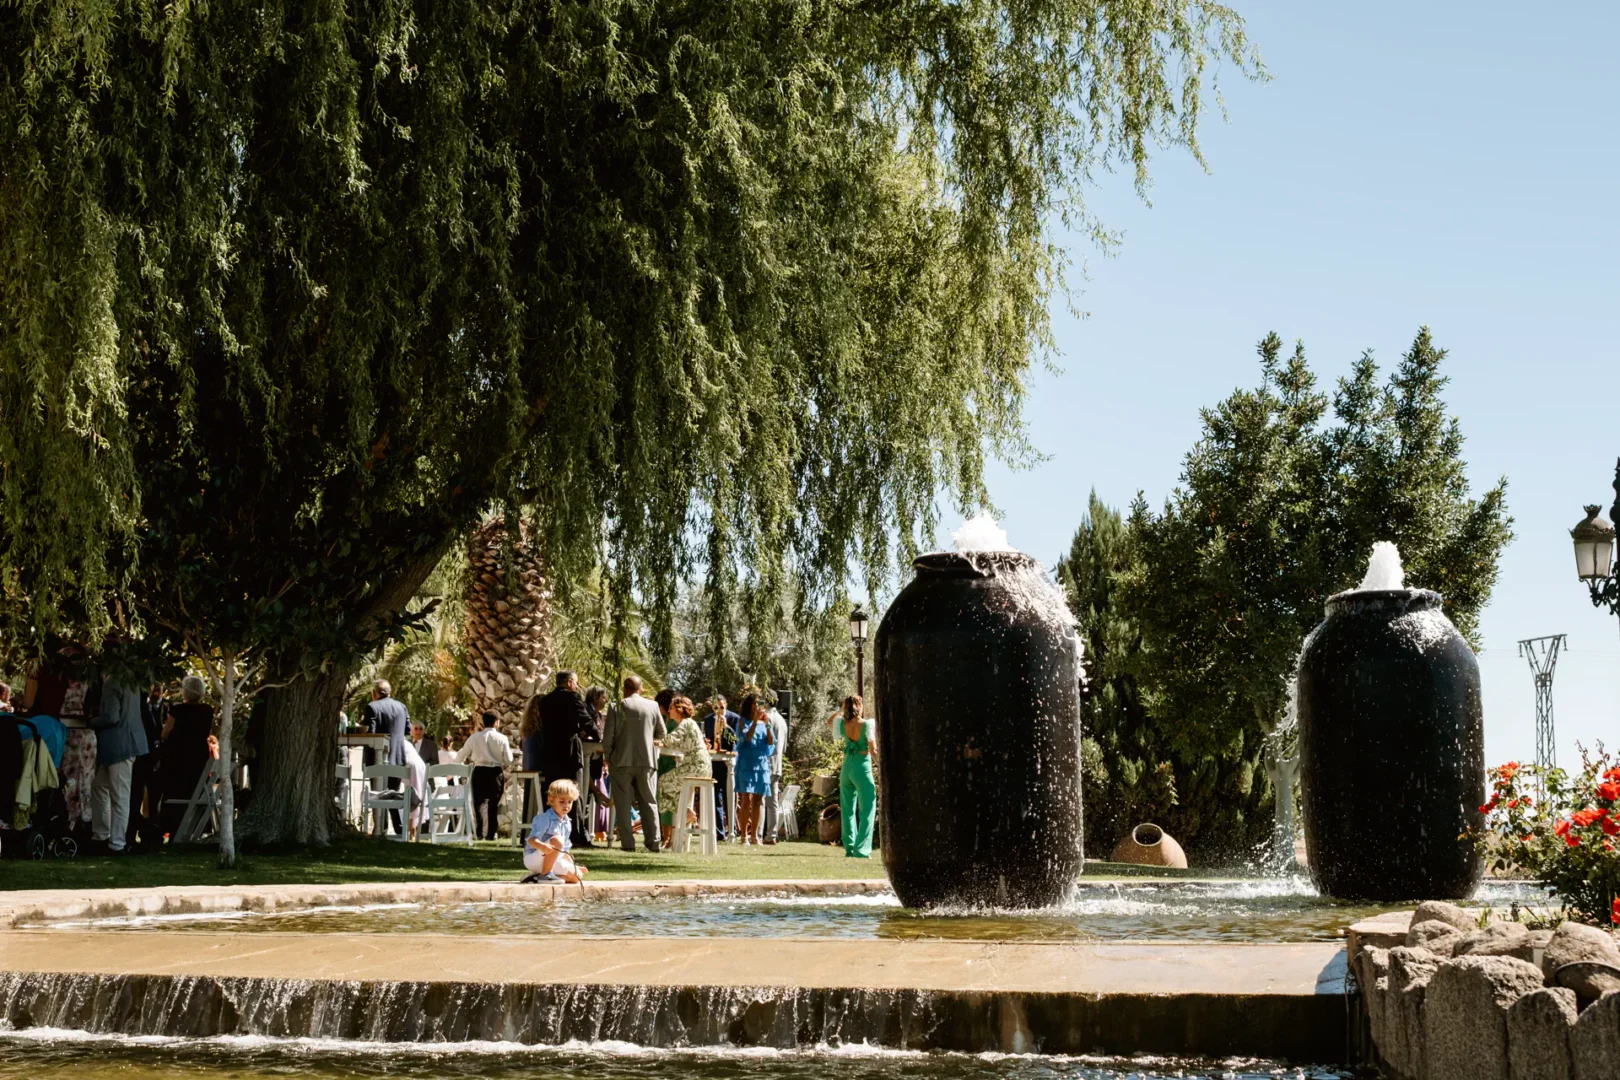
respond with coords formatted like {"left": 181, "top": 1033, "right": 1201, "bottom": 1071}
{"left": 1356, "top": 946, "right": 1392, "bottom": 1054}
{"left": 1409, "top": 920, "right": 1466, "bottom": 958}
{"left": 1425, "top": 955, "right": 1547, "bottom": 1080}
{"left": 1570, "top": 990, "right": 1620, "bottom": 1080}
{"left": 1545, "top": 923, "right": 1620, "bottom": 1005}
{"left": 1385, "top": 946, "right": 1443, "bottom": 1080}
{"left": 1414, "top": 900, "right": 1479, "bottom": 933}
{"left": 1458, "top": 922, "right": 1536, "bottom": 962}
{"left": 1506, "top": 986, "right": 1578, "bottom": 1080}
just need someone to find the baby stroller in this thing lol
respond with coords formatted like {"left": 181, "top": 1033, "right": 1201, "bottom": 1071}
{"left": 0, "top": 716, "right": 77, "bottom": 859}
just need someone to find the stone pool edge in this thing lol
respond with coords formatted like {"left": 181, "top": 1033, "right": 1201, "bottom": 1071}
{"left": 0, "top": 878, "right": 893, "bottom": 927}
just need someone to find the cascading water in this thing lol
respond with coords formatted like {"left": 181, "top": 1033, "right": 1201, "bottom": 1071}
{"left": 874, "top": 515, "right": 1084, "bottom": 909}
{"left": 1296, "top": 542, "right": 1485, "bottom": 900}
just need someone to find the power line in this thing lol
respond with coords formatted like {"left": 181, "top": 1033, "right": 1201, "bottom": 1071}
{"left": 1517, "top": 634, "right": 1566, "bottom": 783}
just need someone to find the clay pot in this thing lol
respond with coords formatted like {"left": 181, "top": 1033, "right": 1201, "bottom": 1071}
{"left": 1110, "top": 823, "right": 1188, "bottom": 869}
{"left": 818, "top": 803, "right": 842, "bottom": 844}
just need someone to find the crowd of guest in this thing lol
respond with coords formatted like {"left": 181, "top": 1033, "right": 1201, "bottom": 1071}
{"left": 0, "top": 645, "right": 222, "bottom": 856}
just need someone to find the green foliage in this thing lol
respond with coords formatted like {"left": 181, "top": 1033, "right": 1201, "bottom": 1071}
{"left": 1058, "top": 492, "right": 1173, "bottom": 854}
{"left": 1475, "top": 752, "right": 1620, "bottom": 926}
{"left": 0, "top": 0, "right": 1257, "bottom": 838}
{"left": 1066, "top": 330, "right": 1512, "bottom": 863}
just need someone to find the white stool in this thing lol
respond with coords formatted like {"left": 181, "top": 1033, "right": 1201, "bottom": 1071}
{"left": 672, "top": 777, "right": 718, "bottom": 855}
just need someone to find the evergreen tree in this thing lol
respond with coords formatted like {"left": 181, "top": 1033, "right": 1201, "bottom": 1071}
{"left": 1091, "top": 330, "right": 1511, "bottom": 863}
{"left": 0, "top": 0, "right": 1259, "bottom": 841}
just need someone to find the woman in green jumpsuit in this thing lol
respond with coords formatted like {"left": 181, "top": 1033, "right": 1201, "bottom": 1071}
{"left": 833, "top": 695, "right": 877, "bottom": 858}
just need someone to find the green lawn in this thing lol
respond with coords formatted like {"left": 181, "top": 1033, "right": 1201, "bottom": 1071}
{"left": 0, "top": 836, "right": 887, "bottom": 892}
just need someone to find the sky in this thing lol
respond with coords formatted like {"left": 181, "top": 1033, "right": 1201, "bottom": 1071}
{"left": 966, "top": 2, "right": 1620, "bottom": 770}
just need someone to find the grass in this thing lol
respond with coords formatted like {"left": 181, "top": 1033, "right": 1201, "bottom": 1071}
{"left": 0, "top": 835, "right": 887, "bottom": 892}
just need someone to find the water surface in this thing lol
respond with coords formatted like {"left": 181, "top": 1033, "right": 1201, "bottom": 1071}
{"left": 37, "top": 879, "right": 1544, "bottom": 943}
{"left": 0, "top": 1032, "right": 1363, "bottom": 1080}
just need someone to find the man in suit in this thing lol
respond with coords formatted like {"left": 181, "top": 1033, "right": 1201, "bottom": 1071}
{"left": 362, "top": 679, "right": 411, "bottom": 835}
{"left": 533, "top": 670, "right": 598, "bottom": 848}
{"left": 601, "top": 675, "right": 662, "bottom": 853}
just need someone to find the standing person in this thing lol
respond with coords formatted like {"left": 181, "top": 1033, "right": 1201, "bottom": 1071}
{"left": 361, "top": 679, "right": 411, "bottom": 835}
{"left": 527, "top": 671, "right": 598, "bottom": 848}
{"left": 830, "top": 695, "right": 877, "bottom": 858}
{"left": 733, "top": 693, "right": 775, "bottom": 845}
{"left": 657, "top": 696, "right": 712, "bottom": 848}
{"left": 158, "top": 677, "right": 215, "bottom": 838}
{"left": 760, "top": 697, "right": 789, "bottom": 845}
{"left": 601, "top": 676, "right": 662, "bottom": 853}
{"left": 412, "top": 722, "right": 441, "bottom": 766}
{"left": 455, "top": 711, "right": 513, "bottom": 840}
{"left": 127, "top": 684, "right": 166, "bottom": 849}
{"left": 89, "top": 672, "right": 149, "bottom": 856}
{"left": 583, "top": 686, "right": 611, "bottom": 842}
{"left": 703, "top": 695, "right": 740, "bottom": 840}
{"left": 0, "top": 683, "right": 12, "bottom": 713}
{"left": 402, "top": 732, "right": 428, "bottom": 840}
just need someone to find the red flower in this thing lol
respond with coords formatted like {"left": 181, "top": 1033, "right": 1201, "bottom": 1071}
{"left": 1479, "top": 800, "right": 1497, "bottom": 814}
{"left": 1555, "top": 819, "right": 1572, "bottom": 837}
{"left": 1567, "top": 834, "right": 1583, "bottom": 848}
{"left": 1613, "top": 897, "right": 1620, "bottom": 925}
{"left": 1603, "top": 816, "right": 1620, "bottom": 837}
{"left": 1507, "top": 799, "right": 1521, "bottom": 810}
{"left": 1572, "top": 808, "right": 1605, "bottom": 828}
{"left": 1605, "top": 767, "right": 1620, "bottom": 783}
{"left": 1599, "top": 781, "right": 1620, "bottom": 802}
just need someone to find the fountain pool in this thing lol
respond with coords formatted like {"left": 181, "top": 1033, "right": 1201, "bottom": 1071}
{"left": 24, "top": 879, "right": 1544, "bottom": 943}
{"left": 0, "top": 1031, "right": 1360, "bottom": 1080}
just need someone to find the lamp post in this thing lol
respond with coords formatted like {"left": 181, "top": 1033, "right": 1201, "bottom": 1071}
{"left": 849, "top": 605, "right": 870, "bottom": 698}
{"left": 1571, "top": 460, "right": 1620, "bottom": 619}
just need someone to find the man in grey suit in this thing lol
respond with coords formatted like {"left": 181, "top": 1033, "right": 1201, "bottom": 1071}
{"left": 602, "top": 675, "right": 662, "bottom": 853}
{"left": 362, "top": 679, "right": 411, "bottom": 835}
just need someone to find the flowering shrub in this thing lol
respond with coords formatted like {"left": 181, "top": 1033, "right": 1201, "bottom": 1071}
{"left": 1474, "top": 746, "right": 1620, "bottom": 925}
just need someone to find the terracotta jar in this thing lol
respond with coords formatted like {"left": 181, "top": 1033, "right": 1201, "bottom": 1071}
{"left": 1110, "top": 823, "right": 1188, "bottom": 869}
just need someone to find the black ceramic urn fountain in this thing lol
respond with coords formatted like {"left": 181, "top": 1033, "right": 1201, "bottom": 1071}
{"left": 1297, "top": 587, "right": 1485, "bottom": 901}
{"left": 874, "top": 550, "right": 1083, "bottom": 908}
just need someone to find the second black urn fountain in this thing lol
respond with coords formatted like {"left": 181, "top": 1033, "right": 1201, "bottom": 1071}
{"left": 1297, "top": 546, "right": 1485, "bottom": 901}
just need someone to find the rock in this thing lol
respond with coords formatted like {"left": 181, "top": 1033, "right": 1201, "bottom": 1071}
{"left": 1356, "top": 946, "right": 1392, "bottom": 1055}
{"left": 1507, "top": 986, "right": 1577, "bottom": 1080}
{"left": 1570, "top": 990, "right": 1620, "bottom": 1080}
{"left": 1545, "top": 922, "right": 1620, "bottom": 977}
{"left": 1553, "top": 962, "right": 1620, "bottom": 1008}
{"left": 1385, "top": 946, "right": 1442, "bottom": 1080}
{"left": 1425, "top": 955, "right": 1548, "bottom": 1080}
{"left": 1410, "top": 919, "right": 1467, "bottom": 957}
{"left": 1415, "top": 900, "right": 1480, "bottom": 933}
{"left": 1458, "top": 922, "right": 1537, "bottom": 962}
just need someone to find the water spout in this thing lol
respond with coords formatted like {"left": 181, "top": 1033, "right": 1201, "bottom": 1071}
{"left": 1356, "top": 541, "right": 1405, "bottom": 591}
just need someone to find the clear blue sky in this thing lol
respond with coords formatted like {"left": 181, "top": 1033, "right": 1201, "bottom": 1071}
{"left": 970, "top": 2, "right": 1620, "bottom": 770}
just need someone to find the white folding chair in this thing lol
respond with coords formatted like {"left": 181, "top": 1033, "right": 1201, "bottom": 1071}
{"left": 362, "top": 763, "right": 415, "bottom": 840}
{"left": 672, "top": 776, "right": 718, "bottom": 855}
{"left": 507, "top": 771, "right": 544, "bottom": 848}
{"left": 777, "top": 783, "right": 801, "bottom": 840}
{"left": 425, "top": 762, "right": 475, "bottom": 844}
{"left": 167, "top": 758, "right": 226, "bottom": 844}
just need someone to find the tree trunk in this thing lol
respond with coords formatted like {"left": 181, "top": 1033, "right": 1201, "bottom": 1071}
{"left": 238, "top": 544, "right": 451, "bottom": 847}
{"left": 215, "top": 658, "right": 238, "bottom": 868}
{"left": 238, "top": 664, "right": 351, "bottom": 846}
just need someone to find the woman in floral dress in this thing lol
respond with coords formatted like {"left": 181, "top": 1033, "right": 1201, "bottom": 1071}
{"left": 657, "top": 695, "right": 711, "bottom": 848}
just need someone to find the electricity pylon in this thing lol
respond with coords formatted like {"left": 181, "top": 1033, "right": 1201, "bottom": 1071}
{"left": 1518, "top": 635, "right": 1566, "bottom": 783}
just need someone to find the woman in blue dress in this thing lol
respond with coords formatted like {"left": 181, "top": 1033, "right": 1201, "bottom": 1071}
{"left": 733, "top": 693, "right": 775, "bottom": 844}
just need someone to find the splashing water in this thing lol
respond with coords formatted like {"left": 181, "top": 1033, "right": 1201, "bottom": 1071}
{"left": 952, "top": 513, "right": 1012, "bottom": 553}
{"left": 1356, "top": 541, "right": 1406, "bottom": 591}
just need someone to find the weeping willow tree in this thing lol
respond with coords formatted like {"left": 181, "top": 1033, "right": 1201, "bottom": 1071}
{"left": 1, "top": 0, "right": 1260, "bottom": 843}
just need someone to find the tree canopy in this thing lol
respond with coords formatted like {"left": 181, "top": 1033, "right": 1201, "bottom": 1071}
{"left": 1, "top": 0, "right": 1258, "bottom": 840}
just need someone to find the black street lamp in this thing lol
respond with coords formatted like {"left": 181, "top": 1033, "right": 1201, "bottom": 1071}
{"left": 1572, "top": 460, "right": 1620, "bottom": 617}
{"left": 848, "top": 605, "right": 870, "bottom": 697}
